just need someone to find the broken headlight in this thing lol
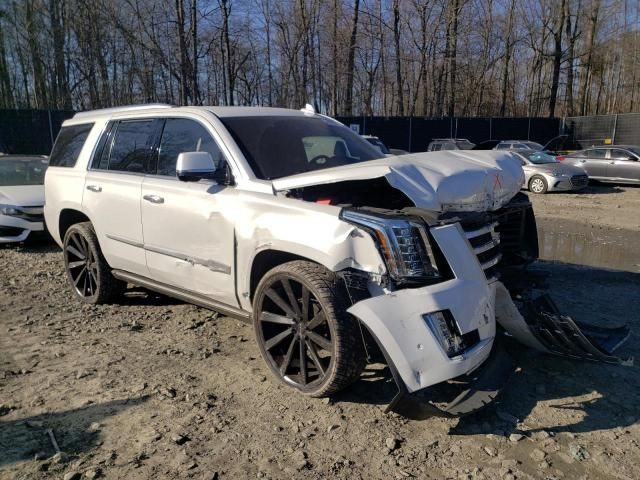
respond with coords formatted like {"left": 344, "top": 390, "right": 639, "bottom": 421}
{"left": 341, "top": 210, "right": 440, "bottom": 282}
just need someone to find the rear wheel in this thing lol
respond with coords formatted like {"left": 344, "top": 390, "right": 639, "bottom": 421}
{"left": 253, "top": 261, "right": 366, "bottom": 397}
{"left": 529, "top": 175, "right": 548, "bottom": 194}
{"left": 63, "top": 222, "right": 126, "bottom": 304}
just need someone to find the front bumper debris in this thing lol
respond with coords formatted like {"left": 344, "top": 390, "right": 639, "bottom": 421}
{"left": 382, "top": 339, "right": 514, "bottom": 419}
{"left": 494, "top": 281, "right": 633, "bottom": 366}
{"left": 519, "top": 293, "right": 632, "bottom": 365}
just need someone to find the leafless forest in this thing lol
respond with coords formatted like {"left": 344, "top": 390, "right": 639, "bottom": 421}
{"left": 0, "top": 0, "right": 638, "bottom": 118}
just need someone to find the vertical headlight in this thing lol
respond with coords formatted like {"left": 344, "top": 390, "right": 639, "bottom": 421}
{"left": 341, "top": 210, "right": 440, "bottom": 282}
{"left": 423, "top": 311, "right": 466, "bottom": 358}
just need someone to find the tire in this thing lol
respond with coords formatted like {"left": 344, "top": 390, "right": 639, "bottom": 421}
{"left": 63, "top": 222, "right": 126, "bottom": 304}
{"left": 253, "top": 260, "right": 366, "bottom": 397}
{"left": 529, "top": 175, "right": 548, "bottom": 194}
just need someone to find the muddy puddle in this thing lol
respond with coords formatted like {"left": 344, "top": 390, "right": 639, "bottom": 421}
{"left": 537, "top": 219, "right": 640, "bottom": 273}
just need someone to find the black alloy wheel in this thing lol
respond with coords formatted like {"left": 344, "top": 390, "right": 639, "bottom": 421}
{"left": 253, "top": 261, "right": 365, "bottom": 397}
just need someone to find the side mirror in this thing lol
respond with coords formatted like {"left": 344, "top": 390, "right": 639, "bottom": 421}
{"left": 176, "top": 152, "right": 233, "bottom": 185}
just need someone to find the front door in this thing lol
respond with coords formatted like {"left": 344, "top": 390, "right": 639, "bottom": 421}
{"left": 140, "top": 117, "right": 238, "bottom": 307}
{"left": 608, "top": 149, "right": 640, "bottom": 183}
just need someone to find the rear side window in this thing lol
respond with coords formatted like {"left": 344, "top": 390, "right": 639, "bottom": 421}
{"left": 156, "top": 118, "right": 224, "bottom": 176}
{"left": 49, "top": 123, "right": 94, "bottom": 167}
{"left": 586, "top": 149, "right": 607, "bottom": 159}
{"left": 108, "top": 120, "right": 156, "bottom": 173}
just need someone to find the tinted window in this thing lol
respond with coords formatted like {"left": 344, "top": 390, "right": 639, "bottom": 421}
{"left": 157, "top": 119, "right": 223, "bottom": 176}
{"left": 586, "top": 149, "right": 607, "bottom": 159}
{"left": 49, "top": 123, "right": 94, "bottom": 167}
{"left": 219, "top": 116, "right": 383, "bottom": 179}
{"left": 108, "top": 120, "right": 156, "bottom": 173}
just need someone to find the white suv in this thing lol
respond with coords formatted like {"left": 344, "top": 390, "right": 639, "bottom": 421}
{"left": 45, "top": 104, "right": 629, "bottom": 417}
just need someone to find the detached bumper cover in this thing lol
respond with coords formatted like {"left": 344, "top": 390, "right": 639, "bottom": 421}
{"left": 384, "top": 340, "right": 513, "bottom": 419}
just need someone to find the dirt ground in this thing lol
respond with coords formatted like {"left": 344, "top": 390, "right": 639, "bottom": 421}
{"left": 1, "top": 185, "right": 639, "bottom": 480}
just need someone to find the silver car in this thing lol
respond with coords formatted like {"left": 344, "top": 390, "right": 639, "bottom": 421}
{"left": 513, "top": 150, "right": 588, "bottom": 194}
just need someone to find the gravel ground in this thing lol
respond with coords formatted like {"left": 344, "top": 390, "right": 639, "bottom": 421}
{"left": 1, "top": 186, "right": 639, "bottom": 480}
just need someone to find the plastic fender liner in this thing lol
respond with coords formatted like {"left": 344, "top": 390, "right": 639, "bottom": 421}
{"left": 494, "top": 282, "right": 633, "bottom": 366}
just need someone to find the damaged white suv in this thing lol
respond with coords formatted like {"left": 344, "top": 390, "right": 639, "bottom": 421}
{"left": 45, "top": 105, "right": 630, "bottom": 417}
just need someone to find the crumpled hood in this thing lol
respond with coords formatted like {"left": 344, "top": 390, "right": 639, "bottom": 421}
{"left": 0, "top": 185, "right": 45, "bottom": 206}
{"left": 272, "top": 150, "right": 524, "bottom": 212}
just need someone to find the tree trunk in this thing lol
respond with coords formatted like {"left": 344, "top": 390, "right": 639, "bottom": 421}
{"left": 344, "top": 0, "right": 360, "bottom": 116}
{"left": 392, "top": 0, "right": 404, "bottom": 116}
{"left": 548, "top": 0, "right": 566, "bottom": 118}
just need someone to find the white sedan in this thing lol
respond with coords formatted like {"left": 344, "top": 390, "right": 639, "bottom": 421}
{"left": 0, "top": 155, "right": 48, "bottom": 243}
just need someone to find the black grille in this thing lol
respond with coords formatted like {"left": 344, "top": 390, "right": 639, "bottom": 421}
{"left": 571, "top": 175, "right": 588, "bottom": 187}
{"left": 0, "top": 226, "right": 26, "bottom": 237}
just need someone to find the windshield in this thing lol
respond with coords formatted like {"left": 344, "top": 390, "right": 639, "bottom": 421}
{"left": 219, "top": 116, "right": 385, "bottom": 179}
{"left": 628, "top": 147, "right": 640, "bottom": 156}
{"left": 0, "top": 158, "right": 48, "bottom": 186}
{"left": 523, "top": 141, "right": 543, "bottom": 150}
{"left": 522, "top": 151, "right": 558, "bottom": 164}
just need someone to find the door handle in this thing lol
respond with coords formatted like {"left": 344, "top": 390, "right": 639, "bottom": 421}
{"left": 609, "top": 161, "right": 615, "bottom": 164}
{"left": 143, "top": 194, "right": 164, "bottom": 204}
{"left": 86, "top": 185, "right": 102, "bottom": 192}
{"left": 579, "top": 159, "right": 586, "bottom": 163}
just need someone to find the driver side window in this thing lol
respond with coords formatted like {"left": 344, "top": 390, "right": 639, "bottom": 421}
{"left": 157, "top": 118, "right": 224, "bottom": 177}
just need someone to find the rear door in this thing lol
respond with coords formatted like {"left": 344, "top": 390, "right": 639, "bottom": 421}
{"left": 82, "top": 118, "right": 160, "bottom": 275}
{"left": 140, "top": 117, "right": 238, "bottom": 307}
{"left": 607, "top": 149, "right": 640, "bottom": 183}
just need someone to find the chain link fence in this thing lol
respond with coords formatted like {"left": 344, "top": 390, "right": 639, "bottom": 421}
{"left": 563, "top": 113, "right": 640, "bottom": 148}
{"left": 1, "top": 109, "right": 638, "bottom": 156}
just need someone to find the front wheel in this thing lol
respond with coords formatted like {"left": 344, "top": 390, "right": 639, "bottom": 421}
{"left": 253, "top": 261, "right": 366, "bottom": 397}
{"left": 529, "top": 175, "right": 548, "bottom": 194}
{"left": 63, "top": 222, "right": 126, "bottom": 304}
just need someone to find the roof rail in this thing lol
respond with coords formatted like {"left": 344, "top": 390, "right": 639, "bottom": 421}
{"left": 73, "top": 103, "right": 174, "bottom": 119}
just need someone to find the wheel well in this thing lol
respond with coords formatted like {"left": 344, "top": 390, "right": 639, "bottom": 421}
{"left": 59, "top": 209, "right": 91, "bottom": 240}
{"left": 249, "top": 250, "right": 310, "bottom": 300}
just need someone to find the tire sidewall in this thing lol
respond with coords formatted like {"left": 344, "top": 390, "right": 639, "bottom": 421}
{"left": 252, "top": 267, "right": 339, "bottom": 396}
{"left": 63, "top": 223, "right": 101, "bottom": 303}
{"left": 529, "top": 175, "right": 548, "bottom": 194}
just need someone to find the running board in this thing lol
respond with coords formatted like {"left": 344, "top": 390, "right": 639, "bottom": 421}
{"left": 111, "top": 270, "right": 251, "bottom": 322}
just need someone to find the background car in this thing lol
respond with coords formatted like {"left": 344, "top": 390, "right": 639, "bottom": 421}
{"left": 495, "top": 140, "right": 544, "bottom": 151}
{"left": 362, "top": 135, "right": 408, "bottom": 156}
{"left": 0, "top": 155, "right": 48, "bottom": 243}
{"left": 426, "top": 138, "right": 475, "bottom": 151}
{"left": 560, "top": 145, "right": 640, "bottom": 185}
{"left": 512, "top": 149, "right": 588, "bottom": 194}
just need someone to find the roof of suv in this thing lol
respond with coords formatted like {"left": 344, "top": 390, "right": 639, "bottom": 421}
{"left": 71, "top": 104, "right": 312, "bottom": 122}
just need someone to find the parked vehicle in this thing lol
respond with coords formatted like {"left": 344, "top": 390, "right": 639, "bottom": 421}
{"left": 495, "top": 140, "right": 544, "bottom": 151}
{"left": 561, "top": 146, "right": 640, "bottom": 184}
{"left": 426, "top": 138, "right": 475, "bottom": 151}
{"left": 362, "top": 135, "right": 408, "bottom": 156}
{"left": 44, "top": 105, "right": 630, "bottom": 418}
{"left": 511, "top": 150, "right": 588, "bottom": 194}
{"left": 0, "top": 155, "right": 47, "bottom": 243}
